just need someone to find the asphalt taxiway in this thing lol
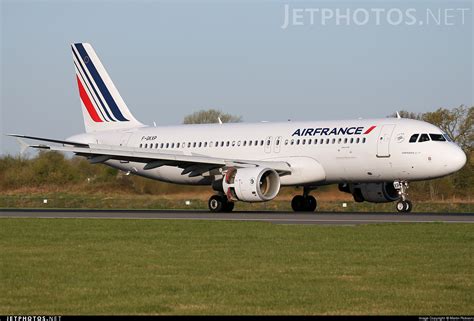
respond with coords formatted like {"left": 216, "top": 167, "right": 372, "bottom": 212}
{"left": 0, "top": 209, "right": 473, "bottom": 225}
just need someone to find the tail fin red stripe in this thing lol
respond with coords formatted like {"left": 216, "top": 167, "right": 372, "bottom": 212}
{"left": 76, "top": 75, "right": 102, "bottom": 123}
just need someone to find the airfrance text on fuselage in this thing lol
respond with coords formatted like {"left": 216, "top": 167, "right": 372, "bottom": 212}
{"left": 292, "top": 127, "right": 367, "bottom": 137}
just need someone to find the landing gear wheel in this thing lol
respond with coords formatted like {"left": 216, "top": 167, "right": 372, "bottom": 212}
{"left": 291, "top": 195, "right": 306, "bottom": 212}
{"left": 306, "top": 195, "right": 317, "bottom": 212}
{"left": 291, "top": 195, "right": 317, "bottom": 212}
{"left": 209, "top": 195, "right": 224, "bottom": 213}
{"left": 208, "top": 195, "right": 234, "bottom": 213}
{"left": 396, "top": 200, "right": 412, "bottom": 213}
{"left": 223, "top": 201, "right": 235, "bottom": 212}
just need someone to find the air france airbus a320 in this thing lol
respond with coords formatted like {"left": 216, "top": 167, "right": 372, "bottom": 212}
{"left": 10, "top": 43, "right": 467, "bottom": 213}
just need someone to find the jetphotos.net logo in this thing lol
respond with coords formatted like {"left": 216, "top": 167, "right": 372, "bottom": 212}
{"left": 281, "top": 5, "right": 471, "bottom": 29}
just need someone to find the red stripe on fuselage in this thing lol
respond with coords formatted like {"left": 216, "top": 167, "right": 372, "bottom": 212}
{"left": 364, "top": 125, "right": 376, "bottom": 134}
{"left": 76, "top": 75, "right": 102, "bottom": 122}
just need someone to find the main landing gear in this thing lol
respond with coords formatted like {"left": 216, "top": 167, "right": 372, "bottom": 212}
{"left": 394, "top": 181, "right": 412, "bottom": 213}
{"left": 291, "top": 187, "right": 317, "bottom": 212}
{"left": 208, "top": 194, "right": 235, "bottom": 213}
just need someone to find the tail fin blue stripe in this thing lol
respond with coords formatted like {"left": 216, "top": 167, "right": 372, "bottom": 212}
{"left": 72, "top": 47, "right": 114, "bottom": 122}
{"left": 73, "top": 60, "right": 109, "bottom": 122}
{"left": 74, "top": 43, "right": 128, "bottom": 122}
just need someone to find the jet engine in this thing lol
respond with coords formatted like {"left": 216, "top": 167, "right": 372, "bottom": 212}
{"left": 339, "top": 182, "right": 400, "bottom": 203}
{"left": 219, "top": 167, "right": 281, "bottom": 202}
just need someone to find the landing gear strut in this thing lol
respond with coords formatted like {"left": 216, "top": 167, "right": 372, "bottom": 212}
{"left": 208, "top": 194, "right": 234, "bottom": 213}
{"left": 394, "top": 181, "right": 412, "bottom": 213}
{"left": 291, "top": 187, "right": 317, "bottom": 212}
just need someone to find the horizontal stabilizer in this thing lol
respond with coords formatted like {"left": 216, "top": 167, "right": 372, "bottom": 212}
{"left": 7, "top": 134, "right": 89, "bottom": 147}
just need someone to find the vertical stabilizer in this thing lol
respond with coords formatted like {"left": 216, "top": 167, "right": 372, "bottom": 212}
{"left": 71, "top": 43, "right": 143, "bottom": 133}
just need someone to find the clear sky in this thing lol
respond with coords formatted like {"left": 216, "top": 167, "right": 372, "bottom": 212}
{"left": 1, "top": 0, "right": 472, "bottom": 155}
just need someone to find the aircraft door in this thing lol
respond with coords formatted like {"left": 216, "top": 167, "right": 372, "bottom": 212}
{"left": 274, "top": 136, "right": 282, "bottom": 153}
{"left": 376, "top": 124, "right": 396, "bottom": 157}
{"left": 265, "top": 136, "right": 273, "bottom": 154}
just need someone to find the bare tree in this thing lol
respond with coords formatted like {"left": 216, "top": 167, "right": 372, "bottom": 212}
{"left": 390, "top": 105, "right": 473, "bottom": 151}
{"left": 183, "top": 109, "right": 242, "bottom": 124}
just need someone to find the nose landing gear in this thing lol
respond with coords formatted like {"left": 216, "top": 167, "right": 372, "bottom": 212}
{"left": 394, "top": 181, "right": 412, "bottom": 213}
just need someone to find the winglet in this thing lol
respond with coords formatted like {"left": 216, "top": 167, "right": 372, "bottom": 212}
{"left": 396, "top": 111, "right": 401, "bottom": 119}
{"left": 15, "top": 137, "right": 30, "bottom": 154}
{"left": 218, "top": 117, "right": 223, "bottom": 125}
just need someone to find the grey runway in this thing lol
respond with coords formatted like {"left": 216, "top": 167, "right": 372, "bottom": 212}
{"left": 1, "top": 209, "right": 473, "bottom": 225}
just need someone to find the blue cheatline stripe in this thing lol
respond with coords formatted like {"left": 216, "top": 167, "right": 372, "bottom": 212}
{"left": 72, "top": 46, "right": 114, "bottom": 122}
{"left": 74, "top": 61, "right": 108, "bottom": 122}
{"left": 74, "top": 43, "right": 129, "bottom": 122}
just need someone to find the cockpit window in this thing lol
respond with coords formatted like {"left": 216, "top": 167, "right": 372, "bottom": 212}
{"left": 443, "top": 133, "right": 453, "bottom": 142}
{"left": 429, "top": 134, "right": 446, "bottom": 141}
{"left": 418, "top": 134, "right": 430, "bottom": 142}
{"left": 409, "top": 134, "right": 419, "bottom": 143}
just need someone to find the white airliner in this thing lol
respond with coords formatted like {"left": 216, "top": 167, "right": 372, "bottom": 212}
{"left": 10, "top": 43, "right": 467, "bottom": 213}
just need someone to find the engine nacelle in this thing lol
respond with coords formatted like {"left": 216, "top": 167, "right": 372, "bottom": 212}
{"left": 222, "top": 167, "right": 280, "bottom": 202}
{"left": 339, "top": 182, "right": 400, "bottom": 203}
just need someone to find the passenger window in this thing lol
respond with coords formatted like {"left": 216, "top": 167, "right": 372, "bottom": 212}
{"left": 139, "top": 144, "right": 143, "bottom": 148}
{"left": 356, "top": 138, "right": 360, "bottom": 144}
{"left": 362, "top": 138, "right": 366, "bottom": 143}
{"left": 171, "top": 143, "right": 175, "bottom": 148}
{"left": 242, "top": 141, "right": 245, "bottom": 146}
{"left": 350, "top": 138, "right": 354, "bottom": 144}
{"left": 284, "top": 139, "right": 288, "bottom": 145}
{"left": 276, "top": 139, "right": 280, "bottom": 146}
{"left": 344, "top": 138, "right": 348, "bottom": 144}
{"left": 249, "top": 141, "right": 253, "bottom": 146}
{"left": 314, "top": 139, "right": 318, "bottom": 144}
{"left": 409, "top": 134, "right": 419, "bottom": 143}
{"left": 187, "top": 142, "right": 191, "bottom": 148}
{"left": 204, "top": 142, "right": 208, "bottom": 147}
{"left": 302, "top": 139, "right": 306, "bottom": 145}
{"left": 331, "top": 138, "right": 335, "bottom": 144}
{"left": 320, "top": 139, "right": 324, "bottom": 144}
{"left": 296, "top": 139, "right": 300, "bottom": 145}
{"left": 338, "top": 138, "right": 341, "bottom": 144}
{"left": 418, "top": 134, "right": 430, "bottom": 142}
{"left": 291, "top": 139, "right": 294, "bottom": 145}
{"left": 308, "top": 139, "right": 311, "bottom": 145}
{"left": 226, "top": 141, "right": 230, "bottom": 147}
{"left": 260, "top": 140, "right": 264, "bottom": 146}
{"left": 430, "top": 134, "right": 446, "bottom": 141}
{"left": 193, "top": 142, "right": 196, "bottom": 148}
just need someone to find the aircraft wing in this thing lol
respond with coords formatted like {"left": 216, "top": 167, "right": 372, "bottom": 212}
{"left": 10, "top": 135, "right": 292, "bottom": 176}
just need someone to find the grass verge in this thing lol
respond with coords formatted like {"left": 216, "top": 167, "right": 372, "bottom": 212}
{"left": 0, "top": 218, "right": 473, "bottom": 315}
{"left": 0, "top": 193, "right": 473, "bottom": 212}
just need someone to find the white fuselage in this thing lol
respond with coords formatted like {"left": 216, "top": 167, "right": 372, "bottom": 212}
{"left": 68, "top": 117, "right": 466, "bottom": 186}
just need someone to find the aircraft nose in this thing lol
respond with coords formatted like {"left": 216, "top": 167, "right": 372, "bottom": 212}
{"left": 448, "top": 146, "right": 467, "bottom": 172}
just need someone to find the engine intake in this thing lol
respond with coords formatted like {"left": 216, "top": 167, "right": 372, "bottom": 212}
{"left": 222, "top": 167, "right": 280, "bottom": 202}
{"left": 339, "top": 182, "right": 400, "bottom": 203}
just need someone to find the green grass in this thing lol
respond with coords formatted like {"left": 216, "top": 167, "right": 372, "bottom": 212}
{"left": 0, "top": 218, "right": 473, "bottom": 315}
{"left": 0, "top": 193, "right": 473, "bottom": 212}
